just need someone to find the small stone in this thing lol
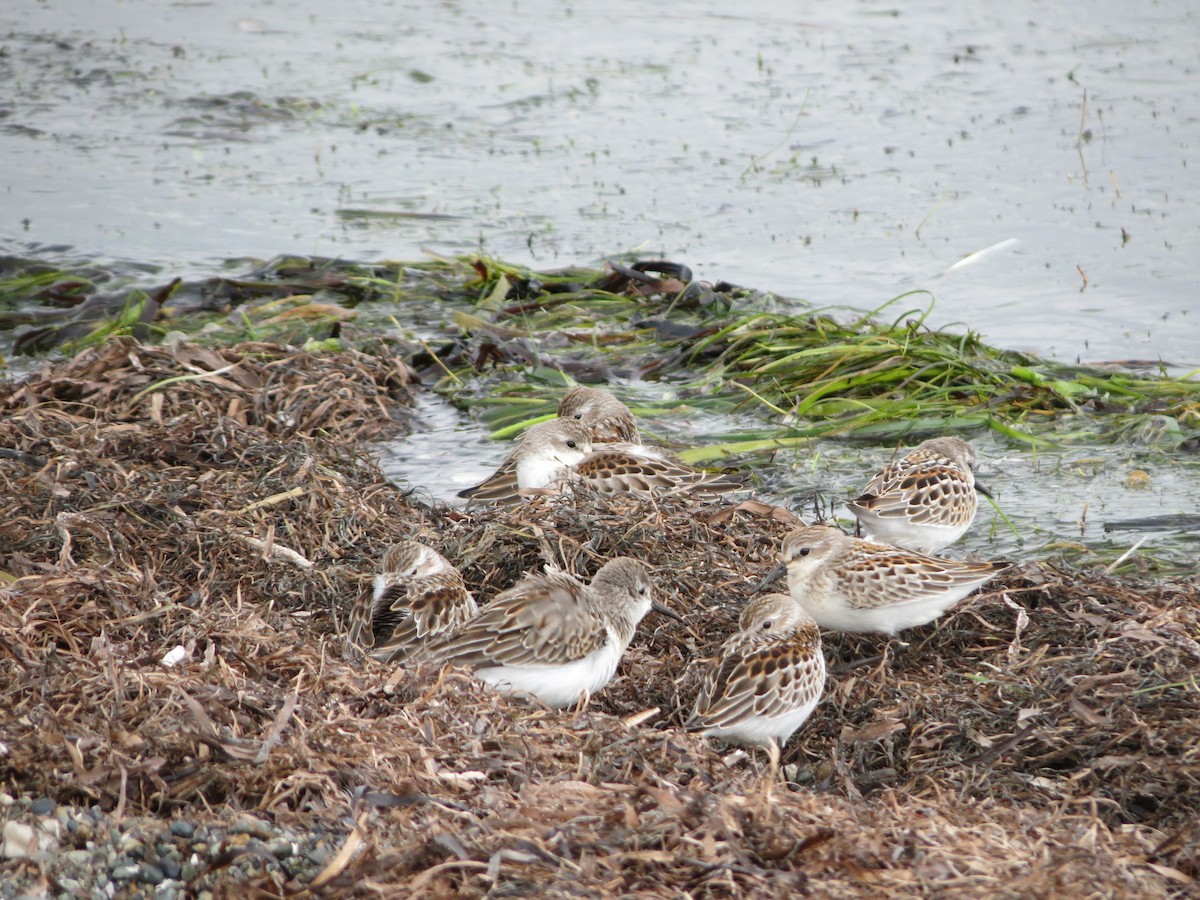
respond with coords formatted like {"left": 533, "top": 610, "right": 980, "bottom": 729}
{"left": 64, "top": 849, "right": 95, "bottom": 867}
{"left": 169, "top": 820, "right": 195, "bottom": 838}
{"left": 1125, "top": 468, "right": 1152, "bottom": 490}
{"left": 160, "top": 857, "right": 182, "bottom": 879}
{"left": 111, "top": 864, "right": 140, "bottom": 880}
{"left": 266, "top": 837, "right": 294, "bottom": 858}
{"left": 229, "top": 815, "right": 272, "bottom": 838}
{"left": 2, "top": 821, "right": 37, "bottom": 859}
{"left": 304, "top": 845, "right": 331, "bottom": 866}
{"left": 138, "top": 863, "right": 165, "bottom": 884}
{"left": 38, "top": 817, "right": 62, "bottom": 841}
{"left": 31, "top": 797, "right": 55, "bottom": 816}
{"left": 56, "top": 877, "right": 86, "bottom": 895}
{"left": 156, "top": 886, "right": 180, "bottom": 900}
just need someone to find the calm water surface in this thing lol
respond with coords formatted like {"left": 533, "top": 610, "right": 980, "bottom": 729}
{"left": 3, "top": 0, "right": 1198, "bottom": 364}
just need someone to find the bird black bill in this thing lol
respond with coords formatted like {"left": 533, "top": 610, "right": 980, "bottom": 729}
{"left": 751, "top": 561, "right": 786, "bottom": 593}
{"left": 975, "top": 480, "right": 994, "bottom": 499}
{"left": 650, "top": 600, "right": 683, "bottom": 622}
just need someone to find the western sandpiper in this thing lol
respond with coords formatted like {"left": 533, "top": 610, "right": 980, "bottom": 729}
{"left": 425, "top": 557, "right": 672, "bottom": 708}
{"left": 846, "top": 437, "right": 991, "bottom": 553}
{"left": 459, "top": 416, "right": 747, "bottom": 503}
{"left": 780, "top": 524, "right": 1009, "bottom": 634}
{"left": 458, "top": 417, "right": 594, "bottom": 502}
{"left": 686, "top": 592, "right": 826, "bottom": 767}
{"left": 557, "top": 386, "right": 641, "bottom": 445}
{"left": 344, "top": 541, "right": 479, "bottom": 663}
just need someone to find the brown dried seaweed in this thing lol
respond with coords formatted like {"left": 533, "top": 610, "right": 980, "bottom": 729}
{"left": 1, "top": 342, "right": 1197, "bottom": 897}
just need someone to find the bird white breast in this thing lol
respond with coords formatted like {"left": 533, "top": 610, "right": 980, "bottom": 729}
{"left": 702, "top": 695, "right": 822, "bottom": 747}
{"left": 802, "top": 584, "right": 981, "bottom": 635}
{"left": 474, "top": 640, "right": 623, "bottom": 708}
{"left": 516, "top": 452, "right": 570, "bottom": 490}
{"left": 857, "top": 515, "right": 970, "bottom": 554}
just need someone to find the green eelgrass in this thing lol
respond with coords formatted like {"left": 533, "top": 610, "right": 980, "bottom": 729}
{"left": 393, "top": 257, "right": 1198, "bottom": 453}
{"left": 3, "top": 254, "right": 1197, "bottom": 454}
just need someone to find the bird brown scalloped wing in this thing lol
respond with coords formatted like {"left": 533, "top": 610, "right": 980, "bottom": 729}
{"left": 689, "top": 624, "right": 823, "bottom": 729}
{"left": 849, "top": 451, "right": 976, "bottom": 527}
{"left": 574, "top": 449, "right": 747, "bottom": 497}
{"left": 457, "top": 453, "right": 521, "bottom": 502}
{"left": 838, "top": 551, "right": 1010, "bottom": 610}
{"left": 367, "top": 575, "right": 477, "bottom": 663}
{"left": 433, "top": 572, "right": 608, "bottom": 668}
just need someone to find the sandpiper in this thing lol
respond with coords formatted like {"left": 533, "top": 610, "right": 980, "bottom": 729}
{"left": 424, "top": 557, "right": 671, "bottom": 708}
{"left": 846, "top": 437, "right": 991, "bottom": 553}
{"left": 344, "top": 541, "right": 478, "bottom": 663}
{"left": 686, "top": 592, "right": 826, "bottom": 767}
{"left": 780, "top": 524, "right": 1010, "bottom": 635}
{"left": 458, "top": 417, "right": 594, "bottom": 502}
{"left": 459, "top": 416, "right": 747, "bottom": 504}
{"left": 557, "top": 386, "right": 641, "bottom": 445}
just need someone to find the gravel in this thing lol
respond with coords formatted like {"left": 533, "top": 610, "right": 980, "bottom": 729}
{"left": 0, "top": 792, "right": 344, "bottom": 897}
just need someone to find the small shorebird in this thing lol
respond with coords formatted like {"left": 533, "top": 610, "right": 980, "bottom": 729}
{"left": 846, "top": 437, "right": 991, "bottom": 553}
{"left": 458, "top": 418, "right": 594, "bottom": 502}
{"left": 779, "top": 524, "right": 1010, "bottom": 635}
{"left": 686, "top": 592, "right": 826, "bottom": 768}
{"left": 557, "top": 386, "right": 641, "bottom": 445}
{"left": 344, "top": 541, "right": 478, "bottom": 663}
{"left": 459, "top": 416, "right": 747, "bottom": 504}
{"left": 424, "top": 557, "right": 673, "bottom": 708}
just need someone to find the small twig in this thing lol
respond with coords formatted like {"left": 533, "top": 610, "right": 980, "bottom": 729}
{"left": 417, "top": 336, "right": 463, "bottom": 385}
{"left": 237, "top": 534, "right": 313, "bottom": 569}
{"left": 1104, "top": 535, "right": 1149, "bottom": 575}
{"left": 308, "top": 813, "right": 369, "bottom": 891}
{"left": 740, "top": 93, "right": 810, "bottom": 179}
{"left": 1075, "top": 88, "right": 1089, "bottom": 147}
{"left": 127, "top": 363, "right": 239, "bottom": 406}
{"left": 254, "top": 674, "right": 301, "bottom": 764}
{"left": 239, "top": 487, "right": 306, "bottom": 513}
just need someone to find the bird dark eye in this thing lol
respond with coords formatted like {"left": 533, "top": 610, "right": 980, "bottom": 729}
{"left": 799, "top": 547, "right": 811, "bottom": 557}
{"left": 762, "top": 619, "right": 773, "bottom": 629}
{"left": 566, "top": 440, "right": 577, "bottom": 448}
{"left": 573, "top": 413, "right": 583, "bottom": 419}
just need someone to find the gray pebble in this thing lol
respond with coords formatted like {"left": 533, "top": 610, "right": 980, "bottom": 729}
{"left": 111, "top": 864, "right": 140, "bottom": 880}
{"left": 168, "top": 820, "right": 194, "bottom": 838}
{"left": 63, "top": 849, "right": 95, "bottom": 867}
{"left": 138, "top": 863, "right": 165, "bottom": 884}
{"left": 55, "top": 878, "right": 85, "bottom": 896}
{"left": 31, "top": 797, "right": 55, "bottom": 816}
{"left": 229, "top": 816, "right": 272, "bottom": 837}
{"left": 160, "top": 857, "right": 182, "bottom": 879}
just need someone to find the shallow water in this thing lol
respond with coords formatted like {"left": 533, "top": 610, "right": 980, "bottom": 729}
{"left": 377, "top": 389, "right": 1200, "bottom": 574}
{"left": 2, "top": 0, "right": 1198, "bottom": 367}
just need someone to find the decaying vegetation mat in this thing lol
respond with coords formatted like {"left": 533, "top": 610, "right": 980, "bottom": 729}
{"left": 1, "top": 341, "right": 1197, "bottom": 896}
